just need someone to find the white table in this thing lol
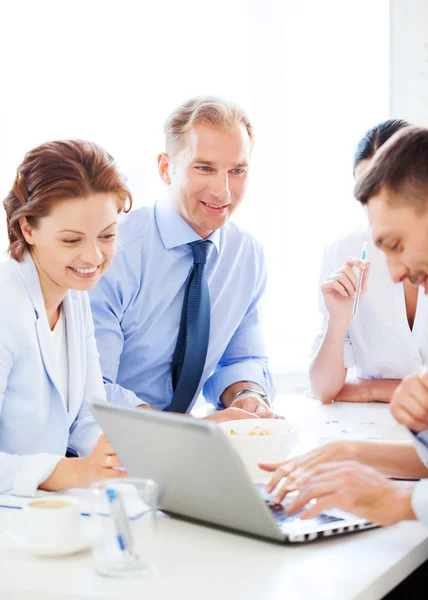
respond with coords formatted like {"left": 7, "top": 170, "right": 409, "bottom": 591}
{"left": 1, "top": 394, "right": 427, "bottom": 600}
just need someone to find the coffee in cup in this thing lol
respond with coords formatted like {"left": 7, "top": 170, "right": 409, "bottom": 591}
{"left": 23, "top": 496, "right": 81, "bottom": 551}
{"left": 28, "top": 500, "right": 73, "bottom": 509}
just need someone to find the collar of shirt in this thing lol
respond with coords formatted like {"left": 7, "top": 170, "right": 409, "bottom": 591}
{"left": 155, "top": 197, "right": 221, "bottom": 255}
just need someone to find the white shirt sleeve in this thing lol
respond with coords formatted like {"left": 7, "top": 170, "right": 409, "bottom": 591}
{"left": 9, "top": 454, "right": 64, "bottom": 497}
{"left": 408, "top": 429, "right": 428, "bottom": 526}
{"left": 310, "top": 244, "right": 355, "bottom": 369}
{"left": 411, "top": 479, "right": 428, "bottom": 526}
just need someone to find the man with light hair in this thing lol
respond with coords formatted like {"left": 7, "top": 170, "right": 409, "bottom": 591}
{"left": 89, "top": 96, "right": 277, "bottom": 422}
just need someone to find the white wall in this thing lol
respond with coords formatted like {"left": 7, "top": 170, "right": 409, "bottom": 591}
{"left": 390, "top": 0, "right": 428, "bottom": 125}
{"left": 0, "top": 0, "right": 390, "bottom": 388}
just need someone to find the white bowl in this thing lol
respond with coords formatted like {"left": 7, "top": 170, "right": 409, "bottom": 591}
{"left": 218, "top": 418, "right": 299, "bottom": 482}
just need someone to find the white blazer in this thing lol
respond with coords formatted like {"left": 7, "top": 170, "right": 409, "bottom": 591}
{"left": 0, "top": 253, "right": 104, "bottom": 496}
{"left": 312, "top": 226, "right": 428, "bottom": 379}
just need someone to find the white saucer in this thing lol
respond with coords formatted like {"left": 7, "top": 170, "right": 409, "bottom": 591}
{"left": 2, "top": 530, "right": 92, "bottom": 557}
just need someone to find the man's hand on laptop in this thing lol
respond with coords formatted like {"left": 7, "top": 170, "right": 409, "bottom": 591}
{"left": 203, "top": 407, "right": 279, "bottom": 423}
{"left": 260, "top": 440, "right": 353, "bottom": 503}
{"left": 284, "top": 461, "right": 416, "bottom": 526}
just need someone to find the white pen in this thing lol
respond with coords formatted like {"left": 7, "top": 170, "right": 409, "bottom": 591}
{"left": 352, "top": 242, "right": 368, "bottom": 320}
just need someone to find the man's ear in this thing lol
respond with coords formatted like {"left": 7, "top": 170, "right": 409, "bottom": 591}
{"left": 19, "top": 216, "right": 35, "bottom": 245}
{"left": 158, "top": 153, "right": 171, "bottom": 185}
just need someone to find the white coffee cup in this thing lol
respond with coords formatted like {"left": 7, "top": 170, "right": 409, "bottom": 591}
{"left": 23, "top": 496, "right": 81, "bottom": 551}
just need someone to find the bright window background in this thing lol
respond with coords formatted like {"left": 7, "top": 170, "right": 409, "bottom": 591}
{"left": 0, "top": 0, "right": 389, "bottom": 385}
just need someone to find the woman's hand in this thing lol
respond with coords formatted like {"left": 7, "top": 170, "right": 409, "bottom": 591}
{"left": 40, "top": 434, "right": 126, "bottom": 491}
{"left": 77, "top": 434, "right": 126, "bottom": 487}
{"left": 259, "top": 441, "right": 354, "bottom": 503}
{"left": 321, "top": 258, "right": 370, "bottom": 324}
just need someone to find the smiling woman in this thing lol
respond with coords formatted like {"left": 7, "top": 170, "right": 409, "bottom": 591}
{"left": 0, "top": 140, "right": 133, "bottom": 496}
{"left": 4, "top": 141, "right": 133, "bottom": 328}
{"left": 4, "top": 141, "right": 131, "bottom": 254}
{"left": 19, "top": 194, "right": 121, "bottom": 321}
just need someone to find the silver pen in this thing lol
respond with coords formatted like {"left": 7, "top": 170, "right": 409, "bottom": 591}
{"left": 352, "top": 242, "right": 368, "bottom": 320}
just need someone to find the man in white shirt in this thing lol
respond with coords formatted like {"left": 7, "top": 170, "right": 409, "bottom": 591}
{"left": 280, "top": 127, "right": 428, "bottom": 533}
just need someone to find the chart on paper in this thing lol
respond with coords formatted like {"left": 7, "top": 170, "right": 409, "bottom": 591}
{"left": 308, "top": 401, "right": 406, "bottom": 441}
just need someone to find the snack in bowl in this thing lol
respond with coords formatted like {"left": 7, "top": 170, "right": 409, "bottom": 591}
{"left": 230, "top": 426, "right": 270, "bottom": 436}
{"left": 218, "top": 418, "right": 298, "bottom": 482}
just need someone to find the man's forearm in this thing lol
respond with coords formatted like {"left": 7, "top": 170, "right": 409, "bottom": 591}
{"left": 220, "top": 381, "right": 267, "bottom": 408}
{"left": 353, "top": 440, "right": 428, "bottom": 478}
{"left": 336, "top": 379, "right": 401, "bottom": 403}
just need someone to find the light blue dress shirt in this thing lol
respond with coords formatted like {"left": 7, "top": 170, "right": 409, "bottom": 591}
{"left": 89, "top": 198, "right": 273, "bottom": 411}
{"left": 410, "top": 429, "right": 428, "bottom": 526}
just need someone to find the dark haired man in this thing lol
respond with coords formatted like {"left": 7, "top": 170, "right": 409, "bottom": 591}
{"left": 283, "top": 127, "right": 428, "bottom": 542}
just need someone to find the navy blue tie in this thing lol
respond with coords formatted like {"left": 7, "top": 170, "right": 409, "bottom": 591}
{"left": 168, "top": 240, "right": 212, "bottom": 413}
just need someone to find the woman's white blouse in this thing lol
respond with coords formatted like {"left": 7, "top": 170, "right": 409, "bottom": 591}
{"left": 312, "top": 226, "right": 428, "bottom": 379}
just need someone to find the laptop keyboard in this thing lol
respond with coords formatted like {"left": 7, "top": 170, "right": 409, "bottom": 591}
{"left": 255, "top": 485, "right": 375, "bottom": 541}
{"left": 267, "top": 501, "right": 342, "bottom": 526}
{"left": 255, "top": 484, "right": 361, "bottom": 540}
{"left": 267, "top": 500, "right": 305, "bottom": 524}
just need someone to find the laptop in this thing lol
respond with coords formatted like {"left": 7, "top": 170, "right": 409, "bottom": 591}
{"left": 90, "top": 401, "right": 378, "bottom": 543}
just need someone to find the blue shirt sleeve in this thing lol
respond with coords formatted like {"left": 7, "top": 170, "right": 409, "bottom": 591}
{"left": 202, "top": 244, "right": 274, "bottom": 406}
{"left": 89, "top": 252, "right": 147, "bottom": 408}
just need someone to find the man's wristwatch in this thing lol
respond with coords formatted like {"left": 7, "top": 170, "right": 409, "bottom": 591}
{"left": 233, "top": 388, "right": 269, "bottom": 403}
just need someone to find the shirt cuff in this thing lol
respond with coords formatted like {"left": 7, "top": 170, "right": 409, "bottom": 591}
{"left": 104, "top": 382, "right": 148, "bottom": 408}
{"left": 202, "top": 360, "right": 274, "bottom": 408}
{"left": 408, "top": 429, "right": 428, "bottom": 467}
{"left": 412, "top": 479, "right": 428, "bottom": 526}
{"left": 69, "top": 422, "right": 102, "bottom": 457}
{"left": 13, "top": 454, "right": 64, "bottom": 497}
